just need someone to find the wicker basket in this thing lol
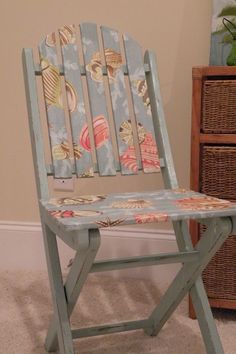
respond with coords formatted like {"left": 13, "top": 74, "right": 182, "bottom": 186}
{"left": 200, "top": 225, "right": 236, "bottom": 300}
{"left": 201, "top": 146, "right": 236, "bottom": 200}
{"left": 201, "top": 80, "right": 236, "bottom": 133}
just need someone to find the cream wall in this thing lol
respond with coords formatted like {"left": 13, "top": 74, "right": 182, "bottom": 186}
{"left": 0, "top": 0, "right": 212, "bottom": 222}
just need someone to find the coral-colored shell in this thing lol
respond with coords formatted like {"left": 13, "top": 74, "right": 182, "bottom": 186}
{"left": 135, "top": 213, "right": 168, "bottom": 224}
{"left": 176, "top": 196, "right": 231, "bottom": 211}
{"left": 79, "top": 115, "right": 109, "bottom": 151}
{"left": 120, "top": 132, "right": 160, "bottom": 173}
{"left": 140, "top": 133, "right": 160, "bottom": 172}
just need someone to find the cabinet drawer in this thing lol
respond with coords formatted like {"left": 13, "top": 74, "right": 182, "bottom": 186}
{"left": 202, "top": 80, "right": 236, "bottom": 133}
{"left": 201, "top": 146, "right": 236, "bottom": 200}
{"left": 200, "top": 225, "right": 236, "bottom": 300}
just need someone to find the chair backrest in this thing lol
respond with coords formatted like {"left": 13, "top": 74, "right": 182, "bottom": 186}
{"left": 22, "top": 23, "right": 178, "bottom": 200}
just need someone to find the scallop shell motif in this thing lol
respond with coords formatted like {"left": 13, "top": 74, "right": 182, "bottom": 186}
{"left": 119, "top": 120, "right": 146, "bottom": 146}
{"left": 52, "top": 142, "right": 70, "bottom": 160}
{"left": 59, "top": 25, "right": 76, "bottom": 45}
{"left": 50, "top": 195, "right": 106, "bottom": 206}
{"left": 86, "top": 49, "right": 122, "bottom": 82}
{"left": 111, "top": 199, "right": 152, "bottom": 209}
{"left": 65, "top": 81, "right": 77, "bottom": 113}
{"left": 176, "top": 196, "right": 232, "bottom": 211}
{"left": 45, "top": 32, "right": 56, "bottom": 47}
{"left": 80, "top": 115, "right": 109, "bottom": 151}
{"left": 41, "top": 58, "right": 62, "bottom": 107}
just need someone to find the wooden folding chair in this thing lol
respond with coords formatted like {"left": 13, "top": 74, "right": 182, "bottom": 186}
{"left": 22, "top": 23, "right": 236, "bottom": 354}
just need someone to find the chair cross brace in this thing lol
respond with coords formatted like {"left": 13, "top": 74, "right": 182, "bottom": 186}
{"left": 43, "top": 216, "right": 233, "bottom": 354}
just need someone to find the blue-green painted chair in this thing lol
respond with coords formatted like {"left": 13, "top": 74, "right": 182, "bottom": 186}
{"left": 22, "top": 23, "right": 236, "bottom": 354}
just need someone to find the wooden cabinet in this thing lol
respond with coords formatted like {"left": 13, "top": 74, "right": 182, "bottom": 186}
{"left": 190, "top": 66, "right": 236, "bottom": 317}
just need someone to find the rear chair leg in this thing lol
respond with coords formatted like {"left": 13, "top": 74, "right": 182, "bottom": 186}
{"left": 45, "top": 228, "right": 101, "bottom": 352}
{"left": 145, "top": 217, "right": 232, "bottom": 354}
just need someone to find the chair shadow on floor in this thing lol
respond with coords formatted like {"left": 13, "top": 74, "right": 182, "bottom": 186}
{"left": 2, "top": 271, "right": 206, "bottom": 354}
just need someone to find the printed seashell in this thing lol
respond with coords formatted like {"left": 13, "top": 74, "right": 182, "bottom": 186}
{"left": 80, "top": 115, "right": 109, "bottom": 151}
{"left": 65, "top": 81, "right": 77, "bottom": 113}
{"left": 86, "top": 49, "right": 122, "bottom": 82}
{"left": 176, "top": 196, "right": 232, "bottom": 211}
{"left": 73, "top": 143, "right": 82, "bottom": 159}
{"left": 50, "top": 195, "right": 106, "bottom": 206}
{"left": 52, "top": 142, "right": 70, "bottom": 160}
{"left": 59, "top": 25, "right": 76, "bottom": 45}
{"left": 45, "top": 32, "right": 56, "bottom": 47}
{"left": 135, "top": 79, "right": 151, "bottom": 115}
{"left": 140, "top": 132, "right": 160, "bottom": 173}
{"left": 95, "top": 217, "right": 126, "bottom": 228}
{"left": 120, "top": 145, "right": 138, "bottom": 173}
{"left": 119, "top": 120, "right": 146, "bottom": 146}
{"left": 111, "top": 199, "right": 152, "bottom": 209}
{"left": 41, "top": 58, "right": 62, "bottom": 107}
{"left": 79, "top": 167, "right": 94, "bottom": 178}
{"left": 73, "top": 210, "right": 102, "bottom": 217}
{"left": 135, "top": 213, "right": 168, "bottom": 224}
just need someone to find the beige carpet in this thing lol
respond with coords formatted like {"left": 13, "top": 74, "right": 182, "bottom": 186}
{"left": 1, "top": 271, "right": 236, "bottom": 354}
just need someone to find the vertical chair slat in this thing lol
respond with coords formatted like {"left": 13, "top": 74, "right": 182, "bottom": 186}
{"left": 59, "top": 25, "right": 94, "bottom": 178}
{"left": 101, "top": 26, "right": 138, "bottom": 175}
{"left": 80, "top": 23, "right": 116, "bottom": 176}
{"left": 123, "top": 34, "right": 160, "bottom": 174}
{"left": 39, "top": 32, "right": 72, "bottom": 178}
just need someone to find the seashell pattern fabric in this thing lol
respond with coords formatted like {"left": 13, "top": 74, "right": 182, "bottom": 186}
{"left": 80, "top": 23, "right": 116, "bottom": 176}
{"left": 123, "top": 33, "right": 160, "bottom": 173}
{"left": 40, "top": 189, "right": 236, "bottom": 231}
{"left": 39, "top": 23, "right": 163, "bottom": 178}
{"left": 39, "top": 33, "right": 72, "bottom": 178}
{"left": 59, "top": 24, "right": 94, "bottom": 177}
{"left": 101, "top": 26, "right": 139, "bottom": 174}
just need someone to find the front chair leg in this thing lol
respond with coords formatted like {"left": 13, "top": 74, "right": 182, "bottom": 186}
{"left": 145, "top": 217, "right": 232, "bottom": 354}
{"left": 45, "top": 228, "right": 101, "bottom": 353}
{"left": 42, "top": 223, "right": 74, "bottom": 354}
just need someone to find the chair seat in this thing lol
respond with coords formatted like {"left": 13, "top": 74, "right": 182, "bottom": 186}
{"left": 40, "top": 188, "right": 236, "bottom": 231}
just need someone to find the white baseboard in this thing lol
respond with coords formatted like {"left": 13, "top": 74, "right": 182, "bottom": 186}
{"left": 0, "top": 221, "right": 179, "bottom": 286}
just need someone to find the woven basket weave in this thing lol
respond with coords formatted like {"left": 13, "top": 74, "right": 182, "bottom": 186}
{"left": 200, "top": 145, "right": 236, "bottom": 300}
{"left": 202, "top": 80, "right": 236, "bottom": 133}
{"left": 201, "top": 146, "right": 236, "bottom": 200}
{"left": 200, "top": 225, "right": 236, "bottom": 300}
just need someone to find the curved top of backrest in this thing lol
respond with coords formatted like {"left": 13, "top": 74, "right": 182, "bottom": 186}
{"left": 36, "top": 23, "right": 160, "bottom": 178}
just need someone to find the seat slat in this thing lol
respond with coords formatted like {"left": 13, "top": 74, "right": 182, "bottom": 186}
{"left": 80, "top": 23, "right": 116, "bottom": 176}
{"left": 123, "top": 34, "right": 160, "bottom": 174}
{"left": 39, "top": 31, "right": 73, "bottom": 178}
{"left": 59, "top": 25, "right": 94, "bottom": 178}
{"left": 101, "top": 26, "right": 139, "bottom": 175}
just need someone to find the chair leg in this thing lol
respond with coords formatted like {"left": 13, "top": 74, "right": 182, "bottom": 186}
{"left": 145, "top": 217, "right": 232, "bottom": 354}
{"left": 190, "top": 278, "right": 224, "bottom": 354}
{"left": 173, "top": 219, "right": 227, "bottom": 354}
{"left": 42, "top": 224, "right": 74, "bottom": 354}
{"left": 45, "top": 228, "right": 101, "bottom": 352}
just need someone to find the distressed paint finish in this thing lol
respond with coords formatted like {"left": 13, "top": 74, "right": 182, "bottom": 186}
{"left": 39, "top": 32, "right": 72, "bottom": 178}
{"left": 22, "top": 22, "right": 236, "bottom": 354}
{"left": 40, "top": 189, "right": 236, "bottom": 231}
{"left": 101, "top": 26, "right": 139, "bottom": 175}
{"left": 123, "top": 34, "right": 160, "bottom": 174}
{"left": 80, "top": 23, "right": 116, "bottom": 176}
{"left": 59, "top": 25, "right": 94, "bottom": 177}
